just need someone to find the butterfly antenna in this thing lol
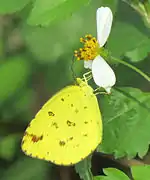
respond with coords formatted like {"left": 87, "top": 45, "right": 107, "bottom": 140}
{"left": 71, "top": 55, "right": 77, "bottom": 82}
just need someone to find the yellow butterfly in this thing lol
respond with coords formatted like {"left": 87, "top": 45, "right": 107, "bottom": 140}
{"left": 21, "top": 78, "right": 102, "bottom": 166}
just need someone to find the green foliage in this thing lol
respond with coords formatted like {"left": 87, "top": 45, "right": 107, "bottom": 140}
{"left": 13, "top": 89, "right": 35, "bottom": 116}
{"left": 0, "top": 134, "right": 20, "bottom": 161}
{"left": 125, "top": 38, "right": 150, "bottom": 62}
{"left": 107, "top": 1, "right": 150, "bottom": 58}
{"left": 75, "top": 156, "right": 92, "bottom": 180}
{"left": 107, "top": 21, "right": 149, "bottom": 58}
{"left": 1, "top": 158, "right": 49, "bottom": 180}
{"left": 94, "top": 165, "right": 150, "bottom": 180}
{"left": 0, "top": 0, "right": 31, "bottom": 14}
{"left": 0, "top": 0, "right": 150, "bottom": 179}
{"left": 94, "top": 168, "right": 129, "bottom": 180}
{"left": 131, "top": 165, "right": 150, "bottom": 179}
{"left": 28, "top": 0, "right": 91, "bottom": 26}
{"left": 98, "top": 87, "right": 150, "bottom": 158}
{"left": 0, "top": 57, "right": 30, "bottom": 106}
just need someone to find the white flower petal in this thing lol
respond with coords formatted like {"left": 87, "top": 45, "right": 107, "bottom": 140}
{"left": 96, "top": 7, "right": 113, "bottom": 47}
{"left": 84, "top": 60, "right": 93, "bottom": 69}
{"left": 92, "top": 55, "right": 116, "bottom": 93}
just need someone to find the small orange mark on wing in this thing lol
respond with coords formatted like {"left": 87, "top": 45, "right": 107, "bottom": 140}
{"left": 25, "top": 132, "right": 43, "bottom": 143}
{"left": 31, "top": 135, "right": 43, "bottom": 142}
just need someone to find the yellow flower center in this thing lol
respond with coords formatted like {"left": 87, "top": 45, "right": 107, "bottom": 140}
{"left": 74, "top": 34, "right": 99, "bottom": 61}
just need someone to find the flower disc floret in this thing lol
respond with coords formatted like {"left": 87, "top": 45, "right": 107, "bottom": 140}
{"left": 74, "top": 34, "right": 99, "bottom": 61}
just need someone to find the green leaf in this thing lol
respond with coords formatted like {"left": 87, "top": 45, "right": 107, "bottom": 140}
{"left": 131, "top": 165, "right": 150, "bottom": 180}
{"left": 0, "top": 88, "right": 35, "bottom": 121}
{"left": 94, "top": 166, "right": 150, "bottom": 180}
{"left": 13, "top": 89, "right": 35, "bottom": 116}
{"left": 108, "top": 21, "right": 148, "bottom": 58}
{"left": 0, "top": 0, "right": 31, "bottom": 14}
{"left": 75, "top": 156, "right": 93, "bottom": 180}
{"left": 0, "top": 56, "right": 30, "bottom": 106}
{"left": 28, "top": 0, "right": 91, "bottom": 26}
{"left": 125, "top": 39, "right": 150, "bottom": 62}
{"left": 107, "top": 1, "right": 150, "bottom": 58}
{"left": 1, "top": 158, "right": 49, "bottom": 180}
{"left": 98, "top": 87, "right": 150, "bottom": 158}
{"left": 94, "top": 168, "right": 129, "bottom": 180}
{"left": 0, "top": 134, "right": 20, "bottom": 161}
{"left": 100, "top": 0, "right": 118, "bottom": 13}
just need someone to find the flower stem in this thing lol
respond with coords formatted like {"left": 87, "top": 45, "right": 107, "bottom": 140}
{"left": 112, "top": 57, "right": 150, "bottom": 82}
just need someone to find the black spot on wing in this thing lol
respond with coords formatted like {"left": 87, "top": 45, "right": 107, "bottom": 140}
{"left": 48, "top": 111, "right": 55, "bottom": 116}
{"left": 66, "top": 120, "right": 76, "bottom": 127}
{"left": 51, "top": 122, "right": 59, "bottom": 129}
{"left": 59, "top": 140, "right": 66, "bottom": 146}
{"left": 61, "top": 98, "right": 64, "bottom": 102}
{"left": 69, "top": 137, "right": 73, "bottom": 141}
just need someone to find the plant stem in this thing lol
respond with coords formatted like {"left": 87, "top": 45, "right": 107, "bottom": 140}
{"left": 112, "top": 57, "right": 150, "bottom": 82}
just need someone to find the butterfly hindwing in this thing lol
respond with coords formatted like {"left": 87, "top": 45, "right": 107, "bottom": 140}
{"left": 22, "top": 80, "right": 102, "bottom": 165}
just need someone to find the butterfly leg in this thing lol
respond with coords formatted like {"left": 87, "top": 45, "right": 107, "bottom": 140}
{"left": 82, "top": 71, "right": 92, "bottom": 83}
{"left": 93, "top": 87, "right": 110, "bottom": 95}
